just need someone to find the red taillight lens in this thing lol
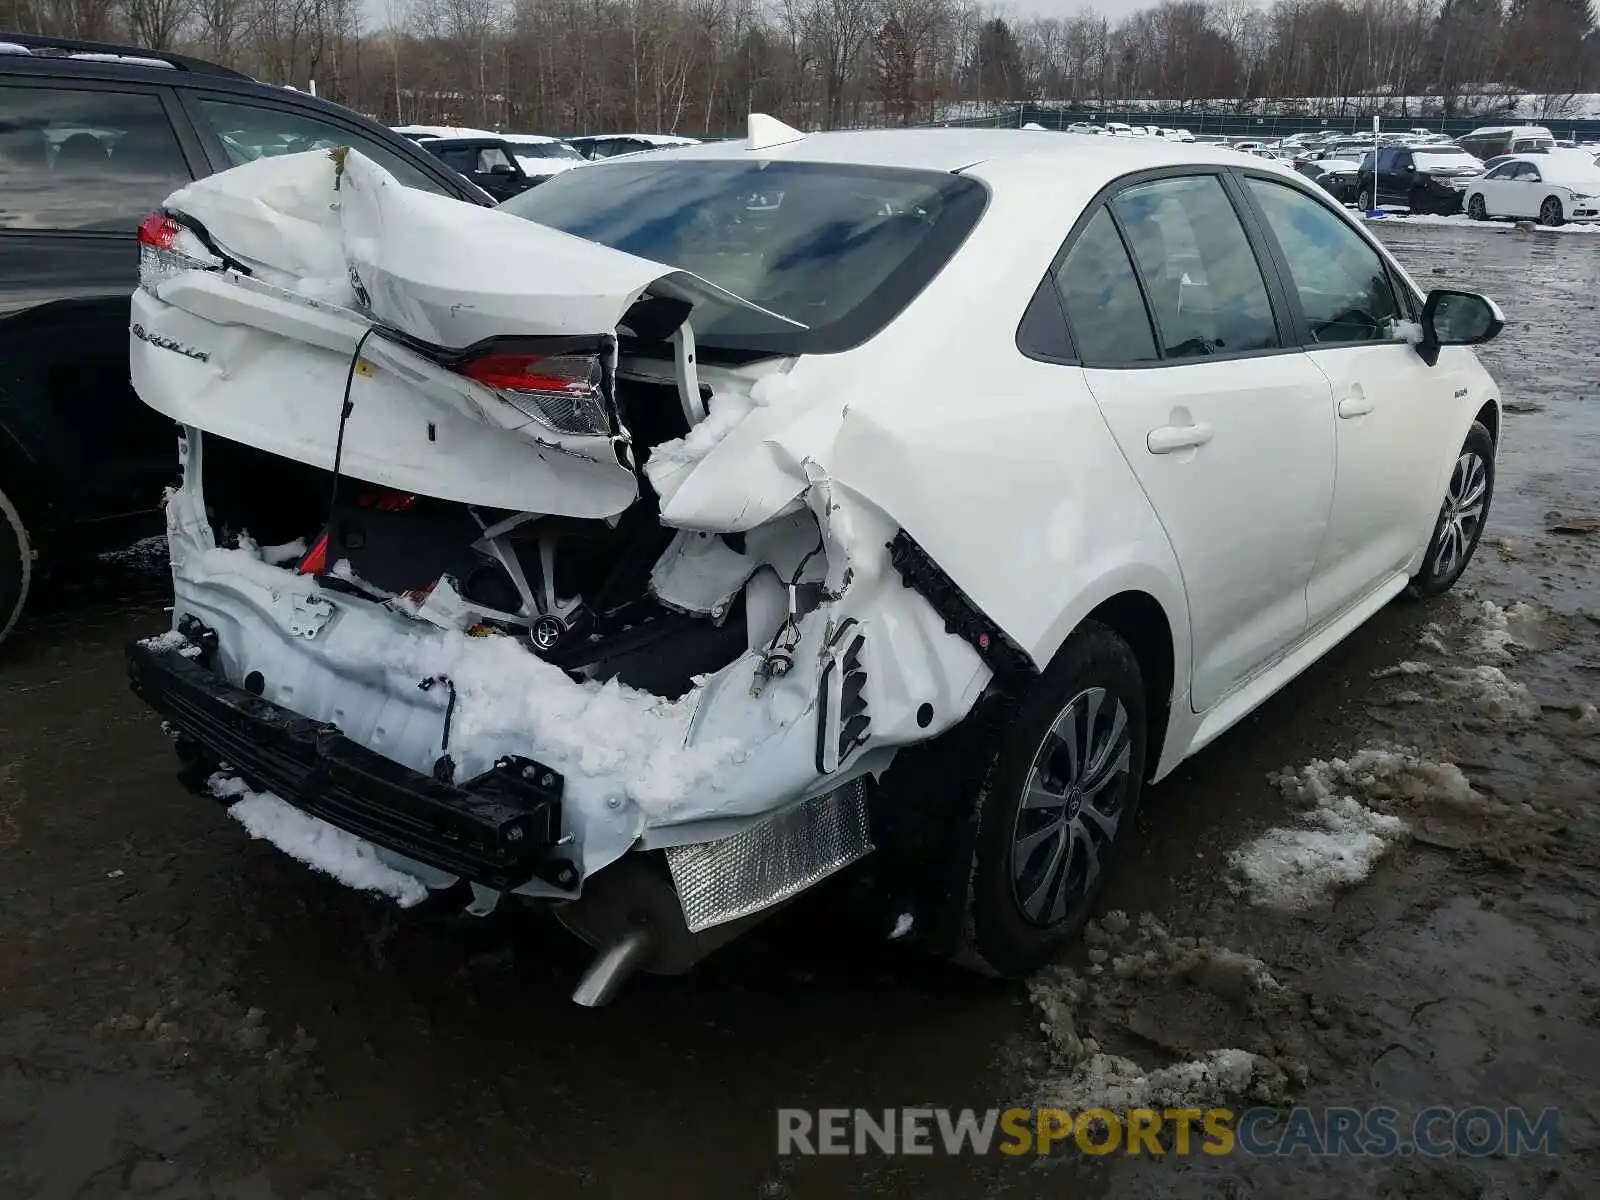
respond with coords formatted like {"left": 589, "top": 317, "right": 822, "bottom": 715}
{"left": 138, "top": 211, "right": 180, "bottom": 249}
{"left": 455, "top": 351, "right": 609, "bottom": 436}
{"left": 137, "top": 210, "right": 221, "bottom": 292}
{"left": 460, "top": 353, "right": 596, "bottom": 395}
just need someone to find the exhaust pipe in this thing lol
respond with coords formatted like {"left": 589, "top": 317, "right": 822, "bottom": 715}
{"left": 571, "top": 928, "right": 652, "bottom": 1007}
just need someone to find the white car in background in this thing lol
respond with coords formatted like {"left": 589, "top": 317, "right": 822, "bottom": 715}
{"left": 125, "top": 120, "right": 1505, "bottom": 1004}
{"left": 392, "top": 123, "right": 498, "bottom": 142}
{"left": 1464, "top": 150, "right": 1600, "bottom": 225}
{"left": 497, "top": 133, "right": 586, "bottom": 182}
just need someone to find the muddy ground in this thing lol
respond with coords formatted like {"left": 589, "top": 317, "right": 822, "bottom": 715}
{"left": 1, "top": 224, "right": 1597, "bottom": 1200}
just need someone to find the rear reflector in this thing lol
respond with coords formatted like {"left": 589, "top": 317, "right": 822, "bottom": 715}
{"left": 456, "top": 351, "right": 609, "bottom": 437}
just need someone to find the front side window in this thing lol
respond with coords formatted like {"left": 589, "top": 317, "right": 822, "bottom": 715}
{"left": 1246, "top": 178, "right": 1404, "bottom": 344}
{"left": 499, "top": 158, "right": 986, "bottom": 355}
{"left": 1054, "top": 207, "right": 1159, "bottom": 364}
{"left": 1484, "top": 163, "right": 1514, "bottom": 180}
{"left": 476, "top": 146, "right": 512, "bottom": 172}
{"left": 195, "top": 98, "right": 451, "bottom": 196}
{"left": 0, "top": 84, "right": 190, "bottom": 232}
{"left": 1110, "top": 174, "right": 1279, "bottom": 358}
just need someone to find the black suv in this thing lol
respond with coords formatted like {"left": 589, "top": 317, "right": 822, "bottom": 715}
{"left": 0, "top": 34, "right": 493, "bottom": 647}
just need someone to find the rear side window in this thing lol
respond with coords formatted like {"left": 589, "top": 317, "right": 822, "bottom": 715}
{"left": 1054, "top": 207, "right": 1158, "bottom": 365}
{"left": 194, "top": 98, "right": 452, "bottom": 196}
{"left": 1246, "top": 178, "right": 1404, "bottom": 343}
{"left": 0, "top": 84, "right": 190, "bottom": 232}
{"left": 1110, "top": 175, "right": 1279, "bottom": 358}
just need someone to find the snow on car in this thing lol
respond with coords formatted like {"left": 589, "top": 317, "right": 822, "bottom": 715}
{"left": 1465, "top": 149, "right": 1600, "bottom": 225}
{"left": 496, "top": 133, "right": 586, "bottom": 181}
{"left": 125, "top": 118, "right": 1506, "bottom": 1004}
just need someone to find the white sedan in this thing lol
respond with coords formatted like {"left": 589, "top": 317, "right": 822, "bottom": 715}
{"left": 126, "top": 121, "right": 1504, "bottom": 1002}
{"left": 1464, "top": 150, "right": 1600, "bottom": 225}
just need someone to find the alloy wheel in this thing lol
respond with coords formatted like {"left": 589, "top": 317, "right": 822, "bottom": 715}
{"left": 1468, "top": 194, "right": 1487, "bottom": 220}
{"left": 1009, "top": 686, "right": 1133, "bottom": 927}
{"left": 1540, "top": 197, "right": 1563, "bottom": 226}
{"left": 1431, "top": 450, "right": 1489, "bottom": 581}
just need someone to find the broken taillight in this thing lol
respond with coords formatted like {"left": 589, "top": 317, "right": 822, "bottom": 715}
{"left": 137, "top": 210, "right": 221, "bottom": 292}
{"left": 456, "top": 350, "right": 610, "bottom": 437}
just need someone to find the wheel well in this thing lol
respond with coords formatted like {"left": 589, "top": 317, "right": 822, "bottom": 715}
{"left": 1474, "top": 400, "right": 1500, "bottom": 445}
{"left": 1086, "top": 591, "right": 1174, "bottom": 780}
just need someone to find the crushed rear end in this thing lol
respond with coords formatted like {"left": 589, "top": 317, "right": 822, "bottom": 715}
{"left": 126, "top": 148, "right": 997, "bottom": 1001}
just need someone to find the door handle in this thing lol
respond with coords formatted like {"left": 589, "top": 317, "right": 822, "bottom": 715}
{"left": 1146, "top": 422, "right": 1213, "bottom": 454}
{"left": 1337, "top": 395, "right": 1375, "bottom": 419}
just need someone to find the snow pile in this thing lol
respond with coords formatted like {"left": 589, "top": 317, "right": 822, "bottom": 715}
{"left": 1362, "top": 213, "right": 1600, "bottom": 234}
{"left": 1232, "top": 746, "right": 1486, "bottom": 910}
{"left": 1468, "top": 599, "right": 1521, "bottom": 663}
{"left": 332, "top": 612, "right": 741, "bottom": 815}
{"left": 209, "top": 774, "right": 429, "bottom": 907}
{"left": 174, "top": 533, "right": 744, "bottom": 816}
{"left": 1039, "top": 1047, "right": 1288, "bottom": 1112}
{"left": 138, "top": 629, "right": 203, "bottom": 659}
{"left": 643, "top": 373, "right": 800, "bottom": 489}
{"left": 1027, "top": 916, "right": 1293, "bottom": 1112}
{"left": 1229, "top": 799, "right": 1409, "bottom": 911}
{"left": 1441, "top": 664, "right": 1541, "bottom": 721}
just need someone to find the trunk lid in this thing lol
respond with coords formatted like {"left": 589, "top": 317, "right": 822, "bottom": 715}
{"left": 132, "top": 148, "right": 801, "bottom": 516}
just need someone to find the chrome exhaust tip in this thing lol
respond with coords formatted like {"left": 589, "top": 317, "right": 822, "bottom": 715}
{"left": 570, "top": 927, "right": 652, "bottom": 1007}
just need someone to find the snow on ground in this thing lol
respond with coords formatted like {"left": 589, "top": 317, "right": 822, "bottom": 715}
{"left": 1362, "top": 213, "right": 1600, "bottom": 234}
{"left": 98, "top": 534, "right": 169, "bottom": 568}
{"left": 1028, "top": 914, "right": 1294, "bottom": 1111}
{"left": 208, "top": 773, "right": 430, "bottom": 907}
{"left": 1229, "top": 746, "right": 1490, "bottom": 910}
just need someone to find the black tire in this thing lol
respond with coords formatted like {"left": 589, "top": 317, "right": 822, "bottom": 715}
{"left": 1540, "top": 196, "right": 1564, "bottom": 227}
{"left": 1408, "top": 420, "right": 1495, "bottom": 599}
{"left": 1467, "top": 193, "right": 1488, "bottom": 221}
{"left": 1358, "top": 187, "right": 1373, "bottom": 212}
{"left": 962, "top": 620, "right": 1147, "bottom": 977}
{"left": 0, "top": 483, "right": 31, "bottom": 649}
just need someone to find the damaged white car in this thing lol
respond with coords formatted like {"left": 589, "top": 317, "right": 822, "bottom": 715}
{"left": 127, "top": 117, "right": 1505, "bottom": 1004}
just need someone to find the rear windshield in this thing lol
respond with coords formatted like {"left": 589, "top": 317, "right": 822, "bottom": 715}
{"left": 1415, "top": 149, "right": 1477, "bottom": 169}
{"left": 498, "top": 159, "right": 987, "bottom": 355}
{"left": 510, "top": 141, "right": 582, "bottom": 160}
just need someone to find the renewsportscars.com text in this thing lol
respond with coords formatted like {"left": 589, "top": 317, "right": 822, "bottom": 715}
{"left": 777, "top": 1106, "right": 1559, "bottom": 1157}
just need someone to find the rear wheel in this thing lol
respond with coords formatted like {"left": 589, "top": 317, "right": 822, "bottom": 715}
{"left": 0, "top": 483, "right": 31, "bottom": 650}
{"left": 1358, "top": 187, "right": 1373, "bottom": 212}
{"left": 1467, "top": 193, "right": 1488, "bottom": 220}
{"left": 963, "top": 621, "right": 1147, "bottom": 976}
{"left": 1408, "top": 421, "right": 1495, "bottom": 598}
{"left": 1540, "top": 196, "right": 1564, "bottom": 227}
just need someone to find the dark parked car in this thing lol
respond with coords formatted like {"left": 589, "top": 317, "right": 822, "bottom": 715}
{"left": 0, "top": 33, "right": 492, "bottom": 647}
{"left": 415, "top": 135, "right": 541, "bottom": 201}
{"left": 1356, "top": 144, "right": 1484, "bottom": 214}
{"left": 1294, "top": 156, "right": 1361, "bottom": 204}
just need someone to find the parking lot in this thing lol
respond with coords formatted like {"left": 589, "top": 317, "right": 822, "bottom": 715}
{"left": 2, "top": 221, "right": 1598, "bottom": 1199}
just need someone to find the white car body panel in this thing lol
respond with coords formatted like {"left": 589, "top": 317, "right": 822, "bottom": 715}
{"left": 1084, "top": 356, "right": 1335, "bottom": 712}
{"left": 126, "top": 129, "right": 1501, "bottom": 938}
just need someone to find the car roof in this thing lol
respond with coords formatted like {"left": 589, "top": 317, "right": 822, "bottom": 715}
{"left": 499, "top": 133, "right": 565, "bottom": 144}
{"left": 646, "top": 127, "right": 1290, "bottom": 180}
{"left": 0, "top": 32, "right": 250, "bottom": 77}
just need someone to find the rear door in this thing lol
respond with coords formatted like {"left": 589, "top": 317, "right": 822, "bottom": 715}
{"left": 1240, "top": 174, "right": 1448, "bottom": 627}
{"left": 1058, "top": 171, "right": 1336, "bottom": 712}
{"left": 0, "top": 77, "right": 201, "bottom": 539}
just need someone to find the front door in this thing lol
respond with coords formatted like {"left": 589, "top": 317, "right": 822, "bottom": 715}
{"left": 1057, "top": 174, "right": 1337, "bottom": 711}
{"left": 1241, "top": 176, "right": 1450, "bottom": 627}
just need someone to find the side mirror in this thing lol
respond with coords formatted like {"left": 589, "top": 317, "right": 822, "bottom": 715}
{"left": 489, "top": 162, "right": 514, "bottom": 175}
{"left": 1415, "top": 289, "right": 1504, "bottom": 366}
